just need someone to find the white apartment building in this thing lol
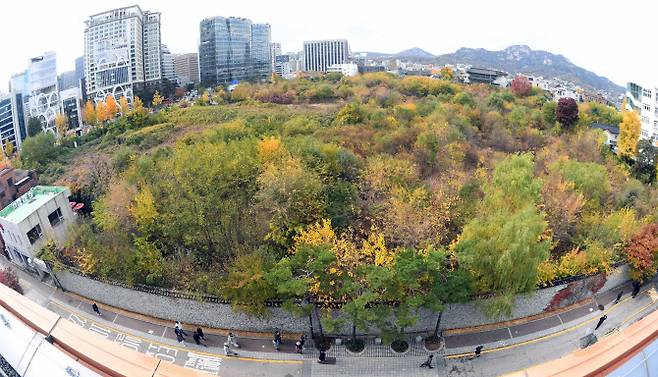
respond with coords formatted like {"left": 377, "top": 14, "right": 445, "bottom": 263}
{"left": 161, "top": 44, "right": 177, "bottom": 83}
{"left": 0, "top": 186, "right": 75, "bottom": 275}
{"left": 327, "top": 63, "right": 358, "bottom": 77}
{"left": 626, "top": 82, "right": 658, "bottom": 143}
{"left": 84, "top": 6, "right": 162, "bottom": 103}
{"left": 303, "top": 39, "right": 349, "bottom": 73}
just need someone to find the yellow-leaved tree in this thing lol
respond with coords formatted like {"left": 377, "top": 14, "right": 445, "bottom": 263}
{"left": 96, "top": 101, "right": 108, "bottom": 124}
{"left": 83, "top": 100, "right": 97, "bottom": 127}
{"left": 105, "top": 95, "right": 118, "bottom": 118}
{"left": 3, "top": 139, "right": 14, "bottom": 159}
{"left": 133, "top": 96, "right": 146, "bottom": 116}
{"left": 55, "top": 113, "right": 69, "bottom": 138}
{"left": 152, "top": 90, "right": 164, "bottom": 108}
{"left": 618, "top": 104, "right": 641, "bottom": 160}
{"left": 119, "top": 96, "right": 130, "bottom": 115}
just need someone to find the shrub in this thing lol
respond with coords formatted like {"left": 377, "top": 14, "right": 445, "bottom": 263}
{"left": 624, "top": 224, "right": 658, "bottom": 281}
{"left": 511, "top": 76, "right": 532, "bottom": 97}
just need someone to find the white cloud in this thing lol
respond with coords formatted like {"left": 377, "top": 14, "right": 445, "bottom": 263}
{"left": 1, "top": 0, "right": 656, "bottom": 90}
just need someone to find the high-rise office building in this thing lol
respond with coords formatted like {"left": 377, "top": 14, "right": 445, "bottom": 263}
{"left": 0, "top": 93, "right": 23, "bottom": 152}
{"left": 58, "top": 71, "right": 78, "bottom": 91}
{"left": 270, "top": 42, "right": 281, "bottom": 72}
{"left": 8, "top": 72, "right": 27, "bottom": 142}
{"left": 199, "top": 16, "right": 271, "bottom": 87}
{"left": 626, "top": 82, "right": 658, "bottom": 143}
{"left": 174, "top": 53, "right": 199, "bottom": 85}
{"left": 161, "top": 45, "right": 177, "bottom": 83}
{"left": 84, "top": 6, "right": 162, "bottom": 103}
{"left": 303, "top": 39, "right": 349, "bottom": 73}
{"left": 26, "top": 52, "right": 60, "bottom": 134}
{"left": 251, "top": 24, "right": 272, "bottom": 80}
{"left": 59, "top": 88, "right": 82, "bottom": 131}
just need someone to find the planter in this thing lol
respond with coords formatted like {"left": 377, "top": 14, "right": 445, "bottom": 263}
{"left": 390, "top": 340, "right": 409, "bottom": 354}
{"left": 345, "top": 339, "right": 366, "bottom": 355}
{"left": 314, "top": 337, "right": 332, "bottom": 351}
{"left": 423, "top": 335, "right": 443, "bottom": 352}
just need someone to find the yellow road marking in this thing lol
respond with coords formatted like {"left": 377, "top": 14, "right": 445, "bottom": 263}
{"left": 48, "top": 301, "right": 303, "bottom": 365}
{"left": 446, "top": 292, "right": 651, "bottom": 359}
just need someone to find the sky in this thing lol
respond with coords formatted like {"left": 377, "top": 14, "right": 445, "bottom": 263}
{"left": 1, "top": 0, "right": 656, "bottom": 91}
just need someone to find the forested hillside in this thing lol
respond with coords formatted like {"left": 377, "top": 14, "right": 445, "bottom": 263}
{"left": 21, "top": 73, "right": 658, "bottom": 334}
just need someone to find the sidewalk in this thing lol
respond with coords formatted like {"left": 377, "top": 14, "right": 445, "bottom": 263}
{"left": 4, "top": 258, "right": 658, "bottom": 377}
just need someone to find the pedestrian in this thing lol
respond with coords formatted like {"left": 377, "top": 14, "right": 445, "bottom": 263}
{"left": 175, "top": 321, "right": 187, "bottom": 337}
{"left": 295, "top": 340, "right": 302, "bottom": 353}
{"left": 273, "top": 330, "right": 282, "bottom": 351}
{"left": 594, "top": 315, "right": 607, "bottom": 331}
{"left": 615, "top": 290, "right": 623, "bottom": 304}
{"left": 632, "top": 281, "right": 641, "bottom": 298}
{"left": 193, "top": 332, "right": 207, "bottom": 347}
{"left": 224, "top": 342, "right": 237, "bottom": 356}
{"left": 299, "top": 334, "right": 306, "bottom": 350}
{"left": 92, "top": 303, "right": 101, "bottom": 317}
{"left": 176, "top": 332, "right": 186, "bottom": 346}
{"left": 318, "top": 349, "right": 327, "bottom": 363}
{"left": 196, "top": 327, "right": 205, "bottom": 341}
{"left": 419, "top": 354, "right": 434, "bottom": 368}
{"left": 475, "top": 345, "right": 483, "bottom": 358}
{"left": 227, "top": 332, "right": 239, "bottom": 348}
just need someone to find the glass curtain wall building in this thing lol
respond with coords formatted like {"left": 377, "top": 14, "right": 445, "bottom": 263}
{"left": 26, "top": 52, "right": 60, "bottom": 134}
{"left": 199, "top": 16, "right": 271, "bottom": 87}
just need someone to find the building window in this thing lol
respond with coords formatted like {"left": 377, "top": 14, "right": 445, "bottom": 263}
{"left": 48, "top": 208, "right": 64, "bottom": 226}
{"left": 644, "top": 104, "right": 651, "bottom": 111}
{"left": 643, "top": 88, "right": 653, "bottom": 98}
{"left": 26, "top": 224, "right": 43, "bottom": 244}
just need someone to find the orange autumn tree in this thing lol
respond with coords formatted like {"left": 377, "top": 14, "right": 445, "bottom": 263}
{"left": 624, "top": 224, "right": 658, "bottom": 281}
{"left": 105, "top": 95, "right": 118, "bottom": 118}
{"left": 83, "top": 100, "right": 97, "bottom": 126}
{"left": 96, "top": 101, "right": 109, "bottom": 124}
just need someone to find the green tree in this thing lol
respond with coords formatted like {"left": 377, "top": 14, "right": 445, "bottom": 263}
{"left": 20, "top": 132, "right": 58, "bottom": 169}
{"left": 542, "top": 101, "right": 557, "bottom": 126}
{"left": 633, "top": 139, "right": 658, "bottom": 183}
{"left": 27, "top": 117, "right": 42, "bottom": 136}
{"left": 455, "top": 154, "right": 550, "bottom": 318}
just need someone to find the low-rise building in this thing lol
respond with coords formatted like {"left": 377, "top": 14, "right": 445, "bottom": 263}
{"left": 0, "top": 164, "right": 37, "bottom": 209}
{"left": 327, "top": 63, "right": 358, "bottom": 77}
{"left": 0, "top": 186, "right": 75, "bottom": 274}
{"left": 466, "top": 67, "right": 508, "bottom": 86}
{"left": 590, "top": 122, "right": 619, "bottom": 151}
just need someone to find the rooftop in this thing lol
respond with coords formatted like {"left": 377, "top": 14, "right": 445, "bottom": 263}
{"left": 0, "top": 186, "right": 66, "bottom": 224}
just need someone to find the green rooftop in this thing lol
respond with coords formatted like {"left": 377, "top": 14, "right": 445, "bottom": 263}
{"left": 0, "top": 186, "right": 67, "bottom": 224}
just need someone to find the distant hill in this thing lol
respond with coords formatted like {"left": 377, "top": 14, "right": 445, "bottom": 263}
{"left": 357, "top": 47, "right": 436, "bottom": 60}
{"left": 394, "top": 47, "right": 435, "bottom": 59}
{"left": 434, "top": 45, "right": 624, "bottom": 96}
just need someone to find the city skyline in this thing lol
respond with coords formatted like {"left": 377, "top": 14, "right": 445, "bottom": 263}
{"left": 1, "top": 0, "right": 656, "bottom": 92}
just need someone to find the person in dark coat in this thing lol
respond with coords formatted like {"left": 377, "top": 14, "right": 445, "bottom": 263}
{"left": 176, "top": 332, "right": 186, "bottom": 346}
{"left": 92, "top": 303, "right": 101, "bottom": 316}
{"left": 193, "top": 332, "right": 207, "bottom": 346}
{"left": 615, "top": 290, "right": 623, "bottom": 304}
{"left": 632, "top": 281, "right": 641, "bottom": 298}
{"left": 419, "top": 354, "right": 434, "bottom": 368}
{"left": 273, "top": 330, "right": 282, "bottom": 351}
{"left": 196, "top": 327, "right": 205, "bottom": 340}
{"left": 595, "top": 315, "right": 607, "bottom": 330}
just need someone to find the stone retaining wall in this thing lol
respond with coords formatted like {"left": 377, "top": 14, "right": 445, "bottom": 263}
{"left": 54, "top": 265, "right": 630, "bottom": 335}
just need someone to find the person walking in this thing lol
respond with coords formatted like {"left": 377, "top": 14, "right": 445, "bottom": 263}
{"left": 273, "top": 330, "right": 282, "bottom": 351}
{"left": 632, "top": 281, "right": 641, "bottom": 298}
{"left": 92, "top": 303, "right": 101, "bottom": 317}
{"left": 474, "top": 345, "right": 483, "bottom": 358}
{"left": 176, "top": 331, "right": 186, "bottom": 346}
{"left": 615, "top": 290, "right": 623, "bottom": 304}
{"left": 595, "top": 314, "right": 607, "bottom": 331}
{"left": 227, "top": 332, "right": 239, "bottom": 348}
{"left": 224, "top": 342, "right": 237, "bottom": 356}
{"left": 419, "top": 354, "right": 434, "bottom": 368}
{"left": 193, "top": 332, "right": 207, "bottom": 347}
{"left": 196, "top": 327, "right": 206, "bottom": 341}
{"left": 175, "top": 321, "right": 187, "bottom": 337}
